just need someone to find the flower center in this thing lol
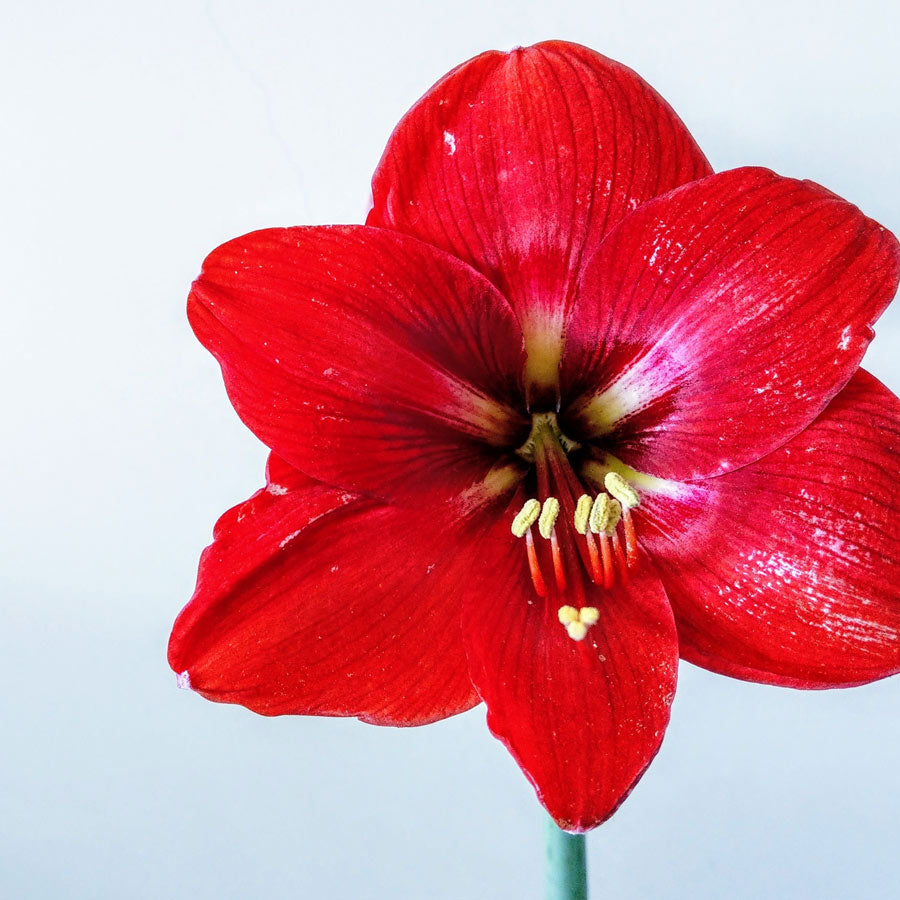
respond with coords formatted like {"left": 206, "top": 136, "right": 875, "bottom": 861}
{"left": 510, "top": 413, "right": 643, "bottom": 641}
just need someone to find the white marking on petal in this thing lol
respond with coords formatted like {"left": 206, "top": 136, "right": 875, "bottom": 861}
{"left": 580, "top": 348, "right": 680, "bottom": 432}
{"left": 279, "top": 529, "right": 302, "bottom": 548}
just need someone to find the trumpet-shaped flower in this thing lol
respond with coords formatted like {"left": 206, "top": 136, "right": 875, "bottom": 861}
{"left": 169, "top": 41, "right": 900, "bottom": 831}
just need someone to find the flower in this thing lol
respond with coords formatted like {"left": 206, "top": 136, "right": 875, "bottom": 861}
{"left": 168, "top": 41, "right": 900, "bottom": 832}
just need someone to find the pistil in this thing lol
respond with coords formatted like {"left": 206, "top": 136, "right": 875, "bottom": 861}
{"left": 557, "top": 604, "right": 600, "bottom": 641}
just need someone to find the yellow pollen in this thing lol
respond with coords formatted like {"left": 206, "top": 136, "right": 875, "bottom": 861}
{"left": 511, "top": 498, "right": 541, "bottom": 538}
{"left": 538, "top": 497, "right": 560, "bottom": 539}
{"left": 558, "top": 605, "right": 600, "bottom": 640}
{"left": 573, "top": 494, "right": 592, "bottom": 535}
{"left": 589, "top": 493, "right": 622, "bottom": 535}
{"left": 604, "top": 472, "right": 640, "bottom": 509}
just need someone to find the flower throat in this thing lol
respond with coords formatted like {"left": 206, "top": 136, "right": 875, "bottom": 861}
{"left": 511, "top": 413, "right": 642, "bottom": 641}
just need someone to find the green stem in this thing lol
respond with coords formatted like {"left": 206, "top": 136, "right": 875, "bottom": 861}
{"left": 545, "top": 816, "right": 588, "bottom": 900}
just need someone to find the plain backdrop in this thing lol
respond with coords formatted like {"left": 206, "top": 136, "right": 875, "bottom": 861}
{"left": 2, "top": 1, "right": 899, "bottom": 897}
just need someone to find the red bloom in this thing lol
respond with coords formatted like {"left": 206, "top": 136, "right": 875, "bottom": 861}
{"left": 169, "top": 42, "right": 900, "bottom": 831}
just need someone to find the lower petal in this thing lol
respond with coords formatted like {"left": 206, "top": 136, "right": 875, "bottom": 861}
{"left": 460, "top": 502, "right": 679, "bottom": 830}
{"left": 169, "top": 458, "right": 479, "bottom": 725}
{"left": 639, "top": 370, "right": 900, "bottom": 687}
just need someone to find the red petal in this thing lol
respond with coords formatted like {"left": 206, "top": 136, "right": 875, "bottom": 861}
{"left": 461, "top": 503, "right": 679, "bottom": 830}
{"left": 189, "top": 225, "right": 529, "bottom": 504}
{"left": 561, "top": 168, "right": 900, "bottom": 481}
{"left": 638, "top": 370, "right": 900, "bottom": 687}
{"left": 168, "top": 465, "right": 480, "bottom": 724}
{"left": 368, "top": 41, "right": 711, "bottom": 393}
{"left": 264, "top": 450, "right": 318, "bottom": 493}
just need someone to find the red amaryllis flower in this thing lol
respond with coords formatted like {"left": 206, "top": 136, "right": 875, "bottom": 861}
{"left": 169, "top": 41, "right": 900, "bottom": 831}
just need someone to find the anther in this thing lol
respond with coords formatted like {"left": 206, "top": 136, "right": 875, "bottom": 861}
{"left": 589, "top": 493, "right": 621, "bottom": 535}
{"left": 604, "top": 472, "right": 640, "bottom": 509}
{"left": 573, "top": 494, "right": 592, "bottom": 535}
{"left": 538, "top": 497, "right": 560, "bottom": 540}
{"left": 511, "top": 498, "right": 541, "bottom": 538}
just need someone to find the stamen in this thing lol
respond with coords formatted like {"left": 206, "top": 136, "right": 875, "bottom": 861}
{"left": 512, "top": 499, "right": 549, "bottom": 596}
{"left": 550, "top": 531, "right": 566, "bottom": 592}
{"left": 576, "top": 495, "right": 603, "bottom": 584}
{"left": 584, "top": 530, "right": 602, "bottom": 584}
{"left": 599, "top": 533, "right": 614, "bottom": 589}
{"left": 622, "top": 507, "right": 639, "bottom": 569}
{"left": 589, "top": 493, "right": 621, "bottom": 535}
{"left": 602, "top": 474, "right": 641, "bottom": 569}
{"left": 589, "top": 494, "right": 622, "bottom": 588}
{"left": 604, "top": 472, "right": 640, "bottom": 509}
{"left": 611, "top": 530, "right": 629, "bottom": 583}
{"left": 538, "top": 497, "right": 560, "bottom": 539}
{"left": 537, "top": 497, "right": 564, "bottom": 591}
{"left": 525, "top": 529, "right": 548, "bottom": 597}
{"left": 511, "top": 498, "right": 541, "bottom": 538}
{"left": 573, "top": 494, "right": 592, "bottom": 534}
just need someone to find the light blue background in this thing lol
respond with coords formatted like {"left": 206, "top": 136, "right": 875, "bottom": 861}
{"left": 3, "top": 1, "right": 898, "bottom": 897}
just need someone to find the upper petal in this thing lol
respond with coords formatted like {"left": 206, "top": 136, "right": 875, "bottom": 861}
{"left": 561, "top": 167, "right": 900, "bottom": 481}
{"left": 638, "top": 370, "right": 900, "bottom": 687}
{"left": 189, "top": 225, "right": 529, "bottom": 504}
{"left": 368, "top": 41, "right": 711, "bottom": 396}
{"left": 460, "top": 498, "right": 679, "bottom": 830}
{"left": 168, "top": 455, "right": 480, "bottom": 724}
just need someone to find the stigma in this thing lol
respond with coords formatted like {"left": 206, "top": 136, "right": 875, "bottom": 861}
{"left": 557, "top": 605, "right": 600, "bottom": 641}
